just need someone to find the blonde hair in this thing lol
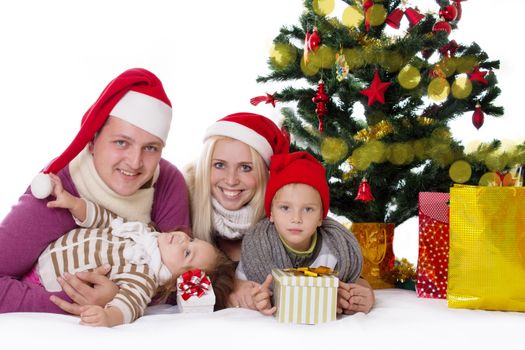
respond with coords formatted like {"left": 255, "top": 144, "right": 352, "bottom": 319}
{"left": 184, "top": 136, "right": 268, "bottom": 243}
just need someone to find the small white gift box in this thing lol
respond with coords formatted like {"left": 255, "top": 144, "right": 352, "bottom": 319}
{"left": 176, "top": 269, "right": 216, "bottom": 313}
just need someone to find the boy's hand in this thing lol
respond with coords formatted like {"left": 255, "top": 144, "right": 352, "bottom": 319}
{"left": 46, "top": 173, "right": 76, "bottom": 210}
{"left": 252, "top": 274, "right": 276, "bottom": 316}
{"left": 227, "top": 279, "right": 259, "bottom": 309}
{"left": 337, "top": 278, "right": 375, "bottom": 314}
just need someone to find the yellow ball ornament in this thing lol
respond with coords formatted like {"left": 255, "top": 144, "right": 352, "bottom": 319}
{"left": 427, "top": 77, "right": 450, "bottom": 101}
{"left": 398, "top": 65, "right": 421, "bottom": 89}
{"left": 342, "top": 6, "right": 364, "bottom": 28}
{"left": 479, "top": 172, "right": 501, "bottom": 186}
{"left": 351, "top": 147, "right": 372, "bottom": 171}
{"left": 300, "top": 57, "right": 319, "bottom": 76}
{"left": 313, "top": 0, "right": 335, "bottom": 16}
{"left": 439, "top": 58, "right": 456, "bottom": 77}
{"left": 367, "top": 4, "right": 387, "bottom": 26}
{"left": 388, "top": 143, "right": 414, "bottom": 165}
{"left": 343, "top": 48, "right": 364, "bottom": 70}
{"left": 455, "top": 56, "right": 478, "bottom": 74}
{"left": 365, "top": 140, "right": 387, "bottom": 163}
{"left": 314, "top": 45, "right": 336, "bottom": 68}
{"left": 270, "top": 43, "right": 297, "bottom": 69}
{"left": 451, "top": 75, "right": 473, "bottom": 99}
{"left": 449, "top": 160, "right": 472, "bottom": 183}
{"left": 485, "top": 152, "right": 507, "bottom": 171}
{"left": 381, "top": 51, "right": 404, "bottom": 73}
{"left": 321, "top": 137, "right": 348, "bottom": 164}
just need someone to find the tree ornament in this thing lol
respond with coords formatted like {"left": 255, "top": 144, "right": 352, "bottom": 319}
{"left": 360, "top": 69, "right": 391, "bottom": 106}
{"left": 355, "top": 178, "right": 374, "bottom": 202}
{"left": 472, "top": 104, "right": 484, "bottom": 129}
{"left": 427, "top": 77, "right": 450, "bottom": 101}
{"left": 449, "top": 160, "right": 472, "bottom": 183}
{"left": 385, "top": 8, "right": 403, "bottom": 29}
{"left": 433, "top": 18, "right": 452, "bottom": 35}
{"left": 439, "top": 5, "right": 458, "bottom": 22}
{"left": 363, "top": 0, "right": 374, "bottom": 31}
{"left": 313, "top": 0, "right": 335, "bottom": 16}
{"left": 304, "top": 27, "right": 321, "bottom": 64}
{"left": 439, "top": 40, "right": 459, "bottom": 58}
{"left": 386, "top": 7, "right": 424, "bottom": 29}
{"left": 451, "top": 75, "right": 472, "bottom": 99}
{"left": 250, "top": 93, "right": 278, "bottom": 107}
{"left": 404, "top": 7, "right": 424, "bottom": 27}
{"left": 312, "top": 79, "right": 329, "bottom": 132}
{"left": 398, "top": 65, "right": 421, "bottom": 90}
{"left": 270, "top": 43, "right": 297, "bottom": 69}
{"left": 335, "top": 49, "right": 349, "bottom": 81}
{"left": 469, "top": 66, "right": 488, "bottom": 85}
{"left": 453, "top": 0, "right": 465, "bottom": 22}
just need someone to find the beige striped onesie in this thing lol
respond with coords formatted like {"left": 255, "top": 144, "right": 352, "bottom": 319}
{"left": 36, "top": 200, "right": 173, "bottom": 324}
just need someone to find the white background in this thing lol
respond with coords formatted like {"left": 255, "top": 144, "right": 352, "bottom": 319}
{"left": 0, "top": 0, "right": 523, "bottom": 263}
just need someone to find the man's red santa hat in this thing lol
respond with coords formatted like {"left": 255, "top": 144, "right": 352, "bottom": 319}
{"left": 31, "top": 68, "right": 172, "bottom": 199}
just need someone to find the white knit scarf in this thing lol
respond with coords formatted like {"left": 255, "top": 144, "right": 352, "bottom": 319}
{"left": 211, "top": 197, "right": 253, "bottom": 240}
{"left": 69, "top": 147, "right": 159, "bottom": 223}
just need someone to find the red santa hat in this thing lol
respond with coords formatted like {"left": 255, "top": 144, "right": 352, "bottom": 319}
{"left": 203, "top": 112, "right": 289, "bottom": 166}
{"left": 30, "top": 68, "right": 172, "bottom": 199}
{"left": 264, "top": 151, "right": 330, "bottom": 218}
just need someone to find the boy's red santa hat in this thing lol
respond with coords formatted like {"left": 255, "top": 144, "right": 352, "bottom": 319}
{"left": 264, "top": 151, "right": 330, "bottom": 218}
{"left": 31, "top": 68, "right": 172, "bottom": 199}
{"left": 203, "top": 112, "right": 289, "bottom": 166}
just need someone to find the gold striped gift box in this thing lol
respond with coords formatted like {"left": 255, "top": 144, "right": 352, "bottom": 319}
{"left": 272, "top": 268, "right": 339, "bottom": 324}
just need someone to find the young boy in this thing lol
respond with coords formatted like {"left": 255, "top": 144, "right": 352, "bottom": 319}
{"left": 236, "top": 152, "right": 374, "bottom": 315}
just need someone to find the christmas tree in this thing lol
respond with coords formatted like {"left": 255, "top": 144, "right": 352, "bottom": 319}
{"left": 254, "top": 0, "right": 508, "bottom": 226}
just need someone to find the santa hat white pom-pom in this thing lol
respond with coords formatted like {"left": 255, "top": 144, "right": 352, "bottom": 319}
{"left": 31, "top": 173, "right": 53, "bottom": 199}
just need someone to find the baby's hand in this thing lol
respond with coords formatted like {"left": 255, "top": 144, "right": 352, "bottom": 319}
{"left": 79, "top": 305, "right": 110, "bottom": 327}
{"left": 252, "top": 274, "right": 276, "bottom": 316}
{"left": 46, "top": 174, "right": 74, "bottom": 209}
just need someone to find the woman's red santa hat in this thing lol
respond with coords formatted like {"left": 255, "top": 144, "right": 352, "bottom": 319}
{"left": 30, "top": 68, "right": 172, "bottom": 199}
{"left": 264, "top": 151, "right": 330, "bottom": 218}
{"left": 203, "top": 112, "right": 289, "bottom": 166}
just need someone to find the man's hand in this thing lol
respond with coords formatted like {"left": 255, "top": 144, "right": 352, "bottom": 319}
{"left": 252, "top": 274, "right": 276, "bottom": 316}
{"left": 50, "top": 264, "right": 118, "bottom": 315}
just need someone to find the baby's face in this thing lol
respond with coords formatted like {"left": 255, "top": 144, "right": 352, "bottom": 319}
{"left": 158, "top": 231, "right": 217, "bottom": 277}
{"left": 270, "top": 183, "right": 323, "bottom": 251}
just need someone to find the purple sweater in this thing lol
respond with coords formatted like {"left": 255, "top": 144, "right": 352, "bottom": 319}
{"left": 0, "top": 158, "right": 190, "bottom": 313}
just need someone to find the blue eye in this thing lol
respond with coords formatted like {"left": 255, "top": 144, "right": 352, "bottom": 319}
{"left": 213, "top": 161, "right": 225, "bottom": 169}
{"left": 241, "top": 164, "right": 253, "bottom": 172}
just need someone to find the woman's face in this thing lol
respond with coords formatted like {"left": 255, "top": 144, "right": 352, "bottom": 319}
{"left": 89, "top": 116, "right": 164, "bottom": 196}
{"left": 210, "top": 139, "right": 259, "bottom": 211}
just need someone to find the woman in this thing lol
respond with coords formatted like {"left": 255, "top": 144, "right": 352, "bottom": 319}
{"left": 184, "top": 112, "right": 289, "bottom": 307}
{"left": 0, "top": 68, "right": 190, "bottom": 314}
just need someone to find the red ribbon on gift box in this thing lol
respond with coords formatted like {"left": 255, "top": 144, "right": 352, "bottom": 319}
{"left": 177, "top": 269, "right": 211, "bottom": 301}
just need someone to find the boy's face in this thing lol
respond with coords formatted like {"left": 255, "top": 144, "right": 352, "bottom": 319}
{"left": 158, "top": 231, "right": 217, "bottom": 277}
{"left": 270, "top": 183, "right": 323, "bottom": 251}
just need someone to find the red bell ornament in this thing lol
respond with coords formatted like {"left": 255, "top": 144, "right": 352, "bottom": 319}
{"left": 405, "top": 7, "right": 424, "bottom": 27}
{"left": 355, "top": 178, "right": 375, "bottom": 202}
{"left": 385, "top": 8, "right": 403, "bottom": 29}
{"left": 472, "top": 104, "right": 484, "bottom": 130}
{"left": 439, "top": 5, "right": 458, "bottom": 21}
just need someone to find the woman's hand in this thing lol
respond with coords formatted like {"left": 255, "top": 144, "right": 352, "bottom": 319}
{"left": 227, "top": 278, "right": 260, "bottom": 309}
{"left": 49, "top": 265, "right": 118, "bottom": 315}
{"left": 337, "top": 278, "right": 375, "bottom": 314}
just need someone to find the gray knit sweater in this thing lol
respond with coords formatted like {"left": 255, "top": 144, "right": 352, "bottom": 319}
{"left": 240, "top": 217, "right": 363, "bottom": 284}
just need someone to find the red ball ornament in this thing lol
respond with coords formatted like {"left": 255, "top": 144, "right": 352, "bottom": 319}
{"left": 439, "top": 5, "right": 458, "bottom": 21}
{"left": 355, "top": 178, "right": 375, "bottom": 202}
{"left": 472, "top": 104, "right": 484, "bottom": 130}
{"left": 433, "top": 19, "right": 452, "bottom": 35}
{"left": 308, "top": 27, "right": 321, "bottom": 52}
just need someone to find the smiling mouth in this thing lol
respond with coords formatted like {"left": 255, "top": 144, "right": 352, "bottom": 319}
{"left": 119, "top": 169, "right": 139, "bottom": 177}
{"left": 221, "top": 188, "right": 243, "bottom": 198}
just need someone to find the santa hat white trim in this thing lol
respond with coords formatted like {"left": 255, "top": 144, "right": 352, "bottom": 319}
{"left": 110, "top": 90, "right": 172, "bottom": 144}
{"left": 204, "top": 121, "right": 273, "bottom": 165}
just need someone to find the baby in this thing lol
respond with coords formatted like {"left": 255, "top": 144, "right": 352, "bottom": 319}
{"left": 25, "top": 174, "right": 234, "bottom": 327}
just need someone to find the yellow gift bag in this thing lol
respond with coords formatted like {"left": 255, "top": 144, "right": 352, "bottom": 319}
{"left": 448, "top": 185, "right": 525, "bottom": 311}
